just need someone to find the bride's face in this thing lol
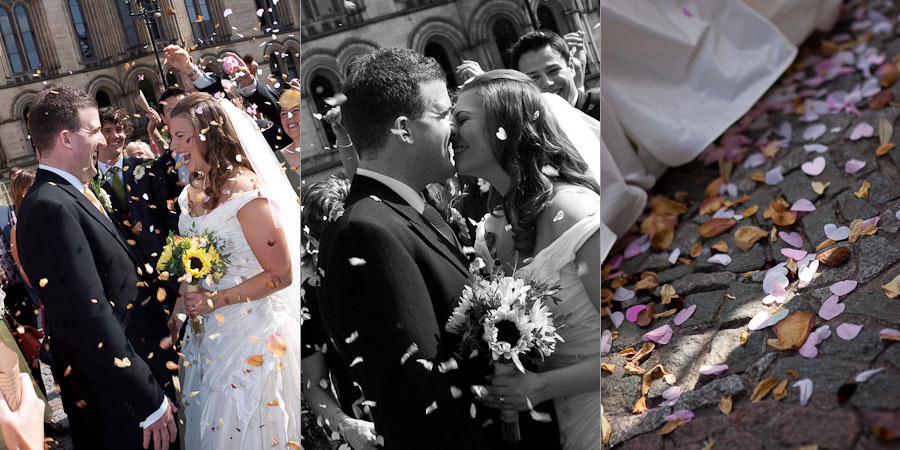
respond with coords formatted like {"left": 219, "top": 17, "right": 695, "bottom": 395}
{"left": 169, "top": 115, "right": 211, "bottom": 175}
{"left": 451, "top": 90, "right": 499, "bottom": 177}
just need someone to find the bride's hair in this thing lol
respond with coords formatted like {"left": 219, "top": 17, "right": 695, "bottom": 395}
{"left": 460, "top": 70, "right": 600, "bottom": 255}
{"left": 169, "top": 93, "right": 254, "bottom": 209}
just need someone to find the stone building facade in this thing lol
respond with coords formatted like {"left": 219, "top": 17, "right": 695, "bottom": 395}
{"left": 300, "top": 0, "right": 599, "bottom": 181}
{"left": 0, "top": 0, "right": 301, "bottom": 180}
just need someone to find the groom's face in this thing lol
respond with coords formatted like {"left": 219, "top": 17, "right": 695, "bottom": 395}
{"left": 69, "top": 108, "right": 105, "bottom": 181}
{"left": 405, "top": 80, "right": 455, "bottom": 181}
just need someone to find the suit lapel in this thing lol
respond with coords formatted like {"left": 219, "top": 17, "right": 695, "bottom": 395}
{"left": 349, "top": 176, "right": 470, "bottom": 278}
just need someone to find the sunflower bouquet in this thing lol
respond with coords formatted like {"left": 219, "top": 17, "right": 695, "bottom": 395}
{"left": 156, "top": 230, "right": 229, "bottom": 333}
{"left": 445, "top": 269, "right": 562, "bottom": 443}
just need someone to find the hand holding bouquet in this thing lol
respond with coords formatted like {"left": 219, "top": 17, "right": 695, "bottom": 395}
{"left": 156, "top": 231, "right": 229, "bottom": 334}
{"left": 445, "top": 270, "right": 562, "bottom": 443}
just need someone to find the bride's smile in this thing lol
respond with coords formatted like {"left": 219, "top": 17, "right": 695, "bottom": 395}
{"left": 169, "top": 115, "right": 210, "bottom": 175}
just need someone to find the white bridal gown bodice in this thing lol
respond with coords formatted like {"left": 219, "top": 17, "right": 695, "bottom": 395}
{"left": 475, "top": 188, "right": 602, "bottom": 450}
{"left": 177, "top": 188, "right": 302, "bottom": 449}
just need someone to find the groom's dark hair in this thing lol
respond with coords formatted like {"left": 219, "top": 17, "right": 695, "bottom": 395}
{"left": 28, "top": 85, "right": 96, "bottom": 155}
{"left": 510, "top": 30, "right": 570, "bottom": 70}
{"left": 341, "top": 47, "right": 445, "bottom": 155}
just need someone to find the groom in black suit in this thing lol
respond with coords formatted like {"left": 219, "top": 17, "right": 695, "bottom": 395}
{"left": 16, "top": 85, "right": 178, "bottom": 450}
{"left": 316, "top": 48, "right": 560, "bottom": 450}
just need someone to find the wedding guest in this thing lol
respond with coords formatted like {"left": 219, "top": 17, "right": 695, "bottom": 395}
{"left": 276, "top": 88, "right": 301, "bottom": 194}
{"left": 0, "top": 373, "right": 45, "bottom": 450}
{"left": 1, "top": 169, "right": 38, "bottom": 332}
{"left": 146, "top": 87, "right": 190, "bottom": 186}
{"left": 125, "top": 140, "right": 155, "bottom": 159}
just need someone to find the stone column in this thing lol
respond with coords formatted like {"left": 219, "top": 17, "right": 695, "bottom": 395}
{"left": 28, "top": 1, "right": 60, "bottom": 72}
{"left": 202, "top": 0, "right": 230, "bottom": 42}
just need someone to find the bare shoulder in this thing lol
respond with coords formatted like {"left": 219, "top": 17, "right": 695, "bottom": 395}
{"left": 225, "top": 168, "right": 260, "bottom": 195}
{"left": 540, "top": 183, "right": 601, "bottom": 239}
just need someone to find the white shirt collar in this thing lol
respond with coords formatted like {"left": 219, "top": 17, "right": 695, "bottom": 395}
{"left": 97, "top": 155, "right": 124, "bottom": 179}
{"left": 356, "top": 168, "right": 425, "bottom": 214}
{"left": 38, "top": 164, "right": 87, "bottom": 191}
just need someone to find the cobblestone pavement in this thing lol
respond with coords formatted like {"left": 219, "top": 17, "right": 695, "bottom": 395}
{"left": 601, "top": 2, "right": 900, "bottom": 449}
{"left": 41, "top": 362, "right": 72, "bottom": 450}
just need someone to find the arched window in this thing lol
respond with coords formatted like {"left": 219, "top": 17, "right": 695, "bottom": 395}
{"left": 536, "top": 5, "right": 561, "bottom": 35}
{"left": 269, "top": 57, "right": 282, "bottom": 81}
{"left": 283, "top": 50, "right": 299, "bottom": 81}
{"left": 492, "top": 18, "right": 518, "bottom": 69}
{"left": 424, "top": 41, "right": 457, "bottom": 88}
{"left": 115, "top": 0, "right": 140, "bottom": 48}
{"left": 310, "top": 73, "right": 337, "bottom": 146}
{"left": 255, "top": 0, "right": 280, "bottom": 29}
{"left": 0, "top": 6, "right": 41, "bottom": 74}
{"left": 184, "top": 0, "right": 214, "bottom": 44}
{"left": 68, "top": 0, "right": 94, "bottom": 60}
{"left": 95, "top": 90, "right": 112, "bottom": 108}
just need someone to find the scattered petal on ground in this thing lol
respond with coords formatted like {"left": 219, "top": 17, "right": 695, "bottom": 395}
{"left": 699, "top": 364, "right": 729, "bottom": 375}
{"left": 642, "top": 325, "right": 673, "bottom": 345}
{"left": 824, "top": 223, "right": 851, "bottom": 241}
{"left": 819, "top": 295, "right": 846, "bottom": 320}
{"left": 855, "top": 367, "right": 885, "bottom": 383}
{"left": 830, "top": 280, "right": 858, "bottom": 296}
{"left": 836, "top": 323, "right": 863, "bottom": 340}
{"left": 794, "top": 379, "right": 813, "bottom": 406}
{"left": 845, "top": 158, "right": 867, "bottom": 173}
{"left": 801, "top": 156, "right": 826, "bottom": 176}
{"left": 674, "top": 304, "right": 697, "bottom": 326}
{"left": 850, "top": 122, "right": 874, "bottom": 140}
{"left": 613, "top": 287, "right": 635, "bottom": 301}
{"left": 803, "top": 123, "right": 827, "bottom": 140}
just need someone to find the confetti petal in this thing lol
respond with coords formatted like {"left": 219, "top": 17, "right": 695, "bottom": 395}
{"left": 673, "top": 304, "right": 696, "bottom": 326}
{"left": 601, "top": 329, "right": 612, "bottom": 355}
{"left": 668, "top": 248, "right": 681, "bottom": 264}
{"left": 850, "top": 122, "right": 874, "bottom": 140}
{"left": 830, "top": 280, "right": 858, "bottom": 296}
{"left": 495, "top": 127, "right": 508, "bottom": 141}
{"left": 681, "top": 7, "right": 692, "bottom": 17}
{"left": 790, "top": 199, "right": 816, "bottom": 212}
{"left": 798, "top": 334, "right": 820, "bottom": 358}
{"left": 610, "top": 311, "right": 625, "bottom": 329}
{"left": 836, "top": 323, "right": 862, "bottom": 340}
{"left": 612, "top": 287, "right": 634, "bottom": 301}
{"left": 818, "top": 295, "right": 845, "bottom": 320}
{"left": 855, "top": 367, "right": 884, "bottom": 383}
{"left": 765, "top": 309, "right": 790, "bottom": 328}
{"left": 824, "top": 224, "right": 850, "bottom": 241}
{"left": 763, "top": 282, "right": 788, "bottom": 305}
{"left": 801, "top": 156, "right": 826, "bottom": 176}
{"left": 642, "top": 325, "right": 673, "bottom": 345}
{"left": 794, "top": 379, "right": 813, "bottom": 406}
{"left": 625, "top": 305, "right": 647, "bottom": 323}
{"left": 764, "top": 166, "right": 784, "bottom": 185}
{"left": 763, "top": 267, "right": 789, "bottom": 294}
{"left": 803, "top": 143, "right": 828, "bottom": 153}
{"left": 749, "top": 311, "right": 773, "bottom": 331}
{"left": 708, "top": 254, "right": 732, "bottom": 266}
{"left": 798, "top": 259, "right": 819, "bottom": 283}
{"left": 664, "top": 410, "right": 694, "bottom": 422}
{"left": 879, "top": 328, "right": 900, "bottom": 340}
{"left": 845, "top": 159, "right": 867, "bottom": 174}
{"left": 779, "top": 231, "right": 804, "bottom": 248}
{"left": 781, "top": 248, "right": 808, "bottom": 261}
{"left": 699, "top": 364, "right": 728, "bottom": 375}
{"left": 803, "top": 123, "right": 827, "bottom": 140}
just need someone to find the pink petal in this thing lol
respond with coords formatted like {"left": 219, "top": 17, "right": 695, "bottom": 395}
{"left": 803, "top": 123, "right": 827, "bottom": 140}
{"left": 855, "top": 367, "right": 885, "bottom": 383}
{"left": 859, "top": 216, "right": 880, "bottom": 229}
{"left": 625, "top": 305, "right": 647, "bottom": 322}
{"left": 682, "top": 7, "right": 692, "bottom": 17}
{"left": 748, "top": 311, "right": 771, "bottom": 331}
{"left": 814, "top": 324, "right": 832, "bottom": 341}
{"left": 608, "top": 254, "right": 623, "bottom": 270}
{"left": 763, "top": 282, "right": 788, "bottom": 305}
{"left": 794, "top": 379, "right": 813, "bottom": 405}
{"left": 664, "top": 410, "right": 694, "bottom": 422}
{"left": 624, "top": 243, "right": 643, "bottom": 259}
{"left": 673, "top": 304, "right": 697, "bottom": 326}
{"left": 662, "top": 386, "right": 683, "bottom": 401}
{"left": 779, "top": 231, "right": 804, "bottom": 247}
{"left": 699, "top": 364, "right": 729, "bottom": 375}
{"left": 610, "top": 311, "right": 625, "bottom": 329}
{"left": 850, "top": 122, "right": 874, "bottom": 140}
{"left": 801, "top": 156, "right": 826, "bottom": 176}
{"left": 845, "top": 158, "right": 867, "bottom": 174}
{"left": 612, "top": 287, "right": 635, "bottom": 301}
{"left": 603, "top": 270, "right": 624, "bottom": 281}
{"left": 765, "top": 166, "right": 784, "bottom": 185}
{"left": 830, "top": 280, "right": 858, "bottom": 296}
{"left": 880, "top": 328, "right": 900, "bottom": 339}
{"left": 824, "top": 223, "right": 850, "bottom": 241}
{"left": 804, "top": 143, "right": 829, "bottom": 153}
{"left": 818, "top": 295, "right": 845, "bottom": 320}
{"left": 781, "top": 248, "right": 809, "bottom": 261}
{"left": 799, "top": 335, "right": 820, "bottom": 358}
{"left": 642, "top": 325, "right": 673, "bottom": 345}
{"left": 791, "top": 199, "right": 816, "bottom": 212}
{"left": 836, "top": 323, "right": 863, "bottom": 340}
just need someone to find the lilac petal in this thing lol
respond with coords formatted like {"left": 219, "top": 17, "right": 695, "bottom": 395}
{"left": 824, "top": 223, "right": 850, "bottom": 241}
{"left": 779, "top": 231, "right": 804, "bottom": 248}
{"left": 601, "top": 329, "right": 611, "bottom": 355}
{"left": 763, "top": 269, "right": 790, "bottom": 294}
{"left": 850, "top": 122, "right": 874, "bottom": 140}
{"left": 708, "top": 254, "right": 732, "bottom": 266}
{"left": 664, "top": 410, "right": 694, "bottom": 422}
{"left": 662, "top": 386, "right": 683, "bottom": 400}
{"left": 765, "top": 166, "right": 784, "bottom": 185}
{"left": 799, "top": 335, "right": 820, "bottom": 358}
{"left": 836, "top": 323, "right": 863, "bottom": 340}
{"left": 608, "top": 254, "right": 623, "bottom": 269}
{"left": 799, "top": 260, "right": 819, "bottom": 283}
{"left": 804, "top": 143, "right": 828, "bottom": 153}
{"left": 610, "top": 311, "right": 625, "bottom": 329}
{"left": 743, "top": 152, "right": 767, "bottom": 168}
{"left": 624, "top": 243, "right": 643, "bottom": 259}
{"left": 859, "top": 216, "right": 880, "bottom": 229}
{"left": 830, "top": 280, "right": 858, "bottom": 296}
{"left": 896, "top": 209, "right": 900, "bottom": 221}
{"left": 794, "top": 379, "right": 813, "bottom": 406}
{"left": 763, "top": 282, "right": 787, "bottom": 306}
{"left": 791, "top": 199, "right": 816, "bottom": 212}
{"left": 625, "top": 304, "right": 647, "bottom": 322}
{"left": 668, "top": 248, "right": 681, "bottom": 264}
{"left": 712, "top": 209, "right": 735, "bottom": 220}
{"left": 855, "top": 367, "right": 885, "bottom": 383}
{"left": 818, "top": 295, "right": 845, "bottom": 320}
{"left": 776, "top": 122, "right": 793, "bottom": 140}
{"left": 748, "top": 311, "right": 771, "bottom": 331}
{"left": 803, "top": 123, "right": 827, "bottom": 140}
{"left": 781, "top": 248, "right": 809, "bottom": 261}
{"left": 603, "top": 271, "right": 623, "bottom": 281}
{"left": 673, "top": 304, "right": 697, "bottom": 326}
{"left": 814, "top": 324, "right": 832, "bottom": 341}
{"left": 880, "top": 328, "right": 900, "bottom": 339}
{"left": 612, "top": 287, "right": 635, "bottom": 301}
{"left": 845, "top": 159, "right": 867, "bottom": 174}
{"left": 642, "top": 325, "right": 673, "bottom": 345}
{"left": 801, "top": 156, "right": 826, "bottom": 176}
{"left": 699, "top": 364, "right": 728, "bottom": 375}
{"left": 724, "top": 183, "right": 738, "bottom": 197}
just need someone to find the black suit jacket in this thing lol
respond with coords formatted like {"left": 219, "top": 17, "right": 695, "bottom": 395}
{"left": 17, "top": 169, "right": 178, "bottom": 450}
{"left": 100, "top": 153, "right": 181, "bottom": 309}
{"left": 317, "top": 175, "right": 492, "bottom": 450}
{"left": 196, "top": 74, "right": 289, "bottom": 150}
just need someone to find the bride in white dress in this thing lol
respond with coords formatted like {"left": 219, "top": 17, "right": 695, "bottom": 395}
{"left": 452, "top": 71, "right": 601, "bottom": 450}
{"left": 167, "top": 93, "right": 303, "bottom": 448}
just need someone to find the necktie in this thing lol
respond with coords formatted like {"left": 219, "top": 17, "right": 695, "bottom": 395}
{"left": 82, "top": 185, "right": 110, "bottom": 219}
{"left": 421, "top": 204, "right": 459, "bottom": 250}
{"left": 108, "top": 166, "right": 126, "bottom": 204}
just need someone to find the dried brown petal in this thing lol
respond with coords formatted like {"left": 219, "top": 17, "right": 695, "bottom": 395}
{"left": 719, "top": 395, "right": 733, "bottom": 415}
{"left": 881, "top": 273, "right": 900, "bottom": 299}
{"left": 741, "top": 205, "right": 759, "bottom": 218}
{"left": 816, "top": 238, "right": 837, "bottom": 252}
{"left": 816, "top": 246, "right": 850, "bottom": 267}
{"left": 658, "top": 418, "right": 685, "bottom": 435}
{"left": 602, "top": 413, "right": 611, "bottom": 445}
{"left": 245, "top": 354, "right": 264, "bottom": 367}
{"left": 636, "top": 302, "right": 655, "bottom": 327}
{"left": 705, "top": 177, "right": 725, "bottom": 198}
{"left": 752, "top": 377, "right": 778, "bottom": 403}
{"left": 641, "top": 364, "right": 668, "bottom": 396}
{"left": 690, "top": 242, "right": 702, "bottom": 258}
{"left": 653, "top": 309, "right": 677, "bottom": 319}
{"left": 877, "top": 143, "right": 895, "bottom": 156}
{"left": 773, "top": 379, "right": 789, "bottom": 400}
{"left": 711, "top": 240, "right": 729, "bottom": 253}
{"left": 650, "top": 196, "right": 689, "bottom": 216}
{"left": 767, "top": 311, "right": 814, "bottom": 351}
{"left": 699, "top": 218, "right": 737, "bottom": 238}
{"left": 601, "top": 363, "right": 615, "bottom": 374}
{"left": 762, "top": 141, "right": 780, "bottom": 158}
{"left": 734, "top": 226, "right": 768, "bottom": 251}
{"left": 811, "top": 181, "right": 831, "bottom": 195}
{"left": 786, "top": 369, "right": 800, "bottom": 380}
{"left": 641, "top": 215, "right": 676, "bottom": 250}
{"left": 660, "top": 284, "right": 678, "bottom": 304}
{"left": 882, "top": 63, "right": 900, "bottom": 88}
{"left": 870, "top": 90, "right": 894, "bottom": 110}
{"left": 751, "top": 172, "right": 766, "bottom": 182}
{"left": 740, "top": 330, "right": 749, "bottom": 345}
{"left": 635, "top": 272, "right": 659, "bottom": 291}
{"left": 633, "top": 396, "right": 647, "bottom": 414}
{"left": 855, "top": 181, "right": 870, "bottom": 199}
{"left": 700, "top": 197, "right": 724, "bottom": 215}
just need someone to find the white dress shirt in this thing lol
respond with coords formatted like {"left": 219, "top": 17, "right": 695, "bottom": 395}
{"left": 96, "top": 155, "right": 124, "bottom": 182}
{"left": 356, "top": 168, "right": 425, "bottom": 214}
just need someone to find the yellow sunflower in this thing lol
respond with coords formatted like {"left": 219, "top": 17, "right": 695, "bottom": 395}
{"left": 156, "top": 245, "right": 174, "bottom": 272}
{"left": 182, "top": 247, "right": 213, "bottom": 280}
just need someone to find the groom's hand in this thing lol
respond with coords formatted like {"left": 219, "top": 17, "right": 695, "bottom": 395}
{"left": 142, "top": 400, "right": 176, "bottom": 450}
